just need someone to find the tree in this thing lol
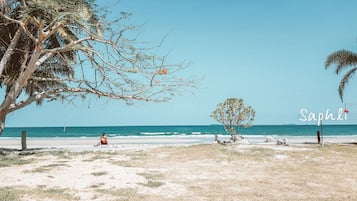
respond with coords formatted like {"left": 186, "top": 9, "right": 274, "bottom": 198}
{"left": 0, "top": 0, "right": 195, "bottom": 133}
{"left": 210, "top": 98, "right": 255, "bottom": 143}
{"left": 325, "top": 49, "right": 357, "bottom": 101}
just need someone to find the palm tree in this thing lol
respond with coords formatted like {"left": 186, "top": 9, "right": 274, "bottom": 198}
{"left": 0, "top": 0, "right": 101, "bottom": 130}
{"left": 325, "top": 49, "right": 357, "bottom": 101}
{"left": 20, "top": 0, "right": 101, "bottom": 105}
{"left": 1, "top": 0, "right": 101, "bottom": 101}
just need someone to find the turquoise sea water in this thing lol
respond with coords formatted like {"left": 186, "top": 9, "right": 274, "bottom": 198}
{"left": 1, "top": 125, "right": 357, "bottom": 138}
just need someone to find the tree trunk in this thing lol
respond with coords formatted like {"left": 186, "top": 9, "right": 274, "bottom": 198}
{"left": 0, "top": 92, "right": 14, "bottom": 134}
{"left": 0, "top": 49, "right": 43, "bottom": 134}
{"left": 21, "top": 130, "right": 27, "bottom": 150}
{"left": 231, "top": 134, "right": 237, "bottom": 142}
{"left": 0, "top": 111, "right": 7, "bottom": 133}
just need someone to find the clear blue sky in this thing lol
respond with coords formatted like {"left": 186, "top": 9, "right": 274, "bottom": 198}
{"left": 6, "top": 0, "right": 357, "bottom": 127}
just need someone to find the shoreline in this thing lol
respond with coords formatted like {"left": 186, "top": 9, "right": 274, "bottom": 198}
{"left": 1, "top": 135, "right": 356, "bottom": 151}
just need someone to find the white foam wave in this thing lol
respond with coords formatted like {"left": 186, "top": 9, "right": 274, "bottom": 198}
{"left": 140, "top": 132, "right": 168, "bottom": 135}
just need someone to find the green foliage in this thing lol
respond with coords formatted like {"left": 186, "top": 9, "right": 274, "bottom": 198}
{"left": 211, "top": 98, "right": 255, "bottom": 140}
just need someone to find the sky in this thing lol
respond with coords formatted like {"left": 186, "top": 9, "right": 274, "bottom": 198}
{"left": 6, "top": 0, "right": 357, "bottom": 127}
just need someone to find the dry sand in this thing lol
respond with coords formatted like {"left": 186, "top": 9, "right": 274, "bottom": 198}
{"left": 0, "top": 136, "right": 357, "bottom": 200}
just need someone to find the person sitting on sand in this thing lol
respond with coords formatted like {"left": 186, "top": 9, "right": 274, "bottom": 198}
{"left": 96, "top": 133, "right": 108, "bottom": 146}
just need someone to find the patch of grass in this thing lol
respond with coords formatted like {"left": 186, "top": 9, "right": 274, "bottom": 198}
{"left": 91, "top": 171, "right": 108, "bottom": 176}
{"left": 87, "top": 153, "right": 109, "bottom": 160}
{"left": 110, "top": 160, "right": 133, "bottom": 167}
{"left": 128, "top": 150, "right": 149, "bottom": 158}
{"left": 139, "top": 180, "right": 165, "bottom": 188}
{"left": 108, "top": 151, "right": 149, "bottom": 167}
{"left": 320, "top": 144, "right": 357, "bottom": 157}
{"left": 28, "top": 186, "right": 80, "bottom": 201}
{"left": 99, "top": 151, "right": 121, "bottom": 156}
{"left": 95, "top": 188, "right": 138, "bottom": 199}
{"left": 56, "top": 160, "right": 70, "bottom": 163}
{"left": 0, "top": 155, "right": 34, "bottom": 167}
{"left": 138, "top": 172, "right": 165, "bottom": 188}
{"left": 82, "top": 157, "right": 97, "bottom": 162}
{"left": 43, "top": 188, "right": 67, "bottom": 195}
{"left": 26, "top": 163, "right": 69, "bottom": 173}
{"left": 218, "top": 146, "right": 243, "bottom": 157}
{"left": 82, "top": 152, "right": 119, "bottom": 162}
{"left": 250, "top": 147, "right": 275, "bottom": 157}
{"left": 138, "top": 172, "right": 164, "bottom": 180}
{"left": 0, "top": 187, "right": 20, "bottom": 201}
{"left": 48, "top": 150, "right": 72, "bottom": 158}
{"left": 46, "top": 150, "right": 93, "bottom": 159}
{"left": 89, "top": 183, "right": 105, "bottom": 189}
{"left": 37, "top": 185, "right": 47, "bottom": 189}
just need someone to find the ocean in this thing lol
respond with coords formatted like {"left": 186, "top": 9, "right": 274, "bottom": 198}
{"left": 1, "top": 124, "right": 357, "bottom": 139}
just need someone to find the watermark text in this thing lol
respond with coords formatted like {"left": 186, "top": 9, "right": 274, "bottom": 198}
{"left": 299, "top": 108, "right": 347, "bottom": 126}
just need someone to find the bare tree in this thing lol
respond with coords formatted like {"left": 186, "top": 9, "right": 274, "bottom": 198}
{"left": 0, "top": 0, "right": 196, "bottom": 133}
{"left": 211, "top": 98, "right": 255, "bottom": 143}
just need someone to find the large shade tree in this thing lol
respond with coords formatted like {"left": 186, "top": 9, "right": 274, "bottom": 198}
{"left": 0, "top": 0, "right": 195, "bottom": 133}
{"left": 211, "top": 98, "right": 255, "bottom": 143}
{"left": 325, "top": 49, "right": 357, "bottom": 101}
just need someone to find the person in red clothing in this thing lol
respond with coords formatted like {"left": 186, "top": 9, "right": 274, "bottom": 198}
{"left": 95, "top": 133, "right": 108, "bottom": 146}
{"left": 100, "top": 133, "right": 108, "bottom": 145}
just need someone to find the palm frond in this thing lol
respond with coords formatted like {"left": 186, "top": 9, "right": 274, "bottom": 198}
{"left": 338, "top": 67, "right": 357, "bottom": 102}
{"left": 325, "top": 49, "right": 357, "bottom": 74}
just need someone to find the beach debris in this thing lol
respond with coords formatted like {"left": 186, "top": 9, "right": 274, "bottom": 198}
{"left": 277, "top": 138, "right": 288, "bottom": 145}
{"left": 214, "top": 134, "right": 246, "bottom": 145}
{"left": 214, "top": 134, "right": 229, "bottom": 145}
{"left": 240, "top": 139, "right": 250, "bottom": 144}
{"left": 265, "top": 136, "right": 275, "bottom": 143}
{"left": 264, "top": 136, "right": 288, "bottom": 145}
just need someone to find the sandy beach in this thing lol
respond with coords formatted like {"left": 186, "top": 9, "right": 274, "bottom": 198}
{"left": 0, "top": 136, "right": 357, "bottom": 201}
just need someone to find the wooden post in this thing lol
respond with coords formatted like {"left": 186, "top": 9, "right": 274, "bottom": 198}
{"left": 316, "top": 130, "right": 321, "bottom": 144}
{"left": 21, "top": 130, "right": 27, "bottom": 150}
{"left": 320, "top": 120, "right": 324, "bottom": 147}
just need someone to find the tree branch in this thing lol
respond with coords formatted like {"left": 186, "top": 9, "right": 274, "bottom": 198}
{"left": 0, "top": 27, "right": 23, "bottom": 77}
{"left": 0, "top": 12, "right": 37, "bottom": 42}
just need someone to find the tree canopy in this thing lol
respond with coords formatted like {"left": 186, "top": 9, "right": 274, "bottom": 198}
{"left": 0, "top": 0, "right": 195, "bottom": 133}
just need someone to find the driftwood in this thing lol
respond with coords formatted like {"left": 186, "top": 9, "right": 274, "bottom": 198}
{"left": 276, "top": 138, "right": 289, "bottom": 145}
{"left": 264, "top": 136, "right": 289, "bottom": 145}
{"left": 215, "top": 134, "right": 244, "bottom": 145}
